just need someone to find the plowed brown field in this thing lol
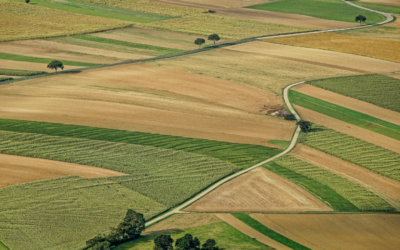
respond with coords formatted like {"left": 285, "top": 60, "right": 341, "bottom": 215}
{"left": 292, "top": 84, "right": 400, "bottom": 125}
{"left": 154, "top": 0, "right": 355, "bottom": 29}
{"left": 0, "top": 59, "right": 81, "bottom": 72}
{"left": 144, "top": 214, "right": 221, "bottom": 235}
{"left": 185, "top": 167, "right": 332, "bottom": 212}
{"left": 0, "top": 63, "right": 294, "bottom": 147}
{"left": 292, "top": 145, "right": 400, "bottom": 210}
{"left": 251, "top": 214, "right": 400, "bottom": 250}
{"left": 294, "top": 105, "right": 400, "bottom": 154}
{"left": 0, "top": 154, "right": 126, "bottom": 189}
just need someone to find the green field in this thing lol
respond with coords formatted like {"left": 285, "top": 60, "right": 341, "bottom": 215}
{"left": 0, "top": 119, "right": 282, "bottom": 168}
{"left": 0, "top": 241, "right": 8, "bottom": 250}
{"left": 0, "top": 68, "right": 46, "bottom": 76}
{"left": 0, "top": 53, "right": 101, "bottom": 67}
{"left": 289, "top": 90, "right": 400, "bottom": 141}
{"left": 232, "top": 213, "right": 310, "bottom": 250}
{"left": 274, "top": 155, "right": 393, "bottom": 211}
{"left": 247, "top": 0, "right": 386, "bottom": 23}
{"left": 115, "top": 221, "right": 271, "bottom": 250}
{"left": 304, "top": 124, "right": 400, "bottom": 182}
{"left": 268, "top": 140, "right": 291, "bottom": 148}
{"left": 350, "top": 1, "right": 400, "bottom": 14}
{"left": 0, "top": 77, "right": 12, "bottom": 82}
{"left": 74, "top": 34, "right": 185, "bottom": 54}
{"left": 0, "top": 176, "right": 167, "bottom": 250}
{"left": 9, "top": 0, "right": 171, "bottom": 23}
{"left": 308, "top": 74, "right": 400, "bottom": 113}
{"left": 263, "top": 162, "right": 359, "bottom": 211}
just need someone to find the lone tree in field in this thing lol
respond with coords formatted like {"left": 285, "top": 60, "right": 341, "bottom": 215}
{"left": 297, "top": 120, "right": 312, "bottom": 133}
{"left": 47, "top": 60, "right": 64, "bottom": 73}
{"left": 194, "top": 38, "right": 205, "bottom": 48}
{"left": 25, "top": 0, "right": 30, "bottom": 3}
{"left": 208, "top": 34, "right": 220, "bottom": 44}
{"left": 355, "top": 15, "right": 366, "bottom": 25}
{"left": 154, "top": 235, "right": 174, "bottom": 250}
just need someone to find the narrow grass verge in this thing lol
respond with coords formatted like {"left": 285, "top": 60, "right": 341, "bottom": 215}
{"left": 0, "top": 68, "right": 47, "bottom": 76}
{"left": 263, "top": 162, "right": 360, "bottom": 211}
{"left": 232, "top": 213, "right": 310, "bottom": 250}
{"left": 289, "top": 90, "right": 400, "bottom": 141}
{"left": 268, "top": 140, "right": 291, "bottom": 148}
{"left": 0, "top": 53, "right": 101, "bottom": 67}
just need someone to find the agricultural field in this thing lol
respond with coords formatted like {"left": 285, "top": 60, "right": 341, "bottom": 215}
{"left": 308, "top": 74, "right": 400, "bottom": 112}
{"left": 359, "top": 0, "right": 400, "bottom": 6}
{"left": 185, "top": 167, "right": 332, "bottom": 212}
{"left": 303, "top": 124, "right": 400, "bottom": 182}
{"left": 247, "top": 0, "right": 386, "bottom": 23}
{"left": 265, "top": 33, "right": 400, "bottom": 63}
{"left": 353, "top": 1, "right": 400, "bottom": 14}
{"left": 337, "top": 18, "right": 400, "bottom": 41}
{"left": 0, "top": 0, "right": 131, "bottom": 42}
{"left": 250, "top": 214, "right": 400, "bottom": 250}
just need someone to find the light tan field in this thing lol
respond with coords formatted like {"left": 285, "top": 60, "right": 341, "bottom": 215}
{"left": 146, "top": 48, "right": 358, "bottom": 96}
{"left": 251, "top": 214, "right": 400, "bottom": 250}
{"left": 265, "top": 33, "right": 400, "bottom": 63}
{"left": 389, "top": 73, "right": 400, "bottom": 79}
{"left": 0, "top": 40, "right": 148, "bottom": 64}
{"left": 0, "top": 63, "right": 294, "bottom": 147}
{"left": 359, "top": 0, "right": 400, "bottom": 6}
{"left": 337, "top": 18, "right": 400, "bottom": 41}
{"left": 0, "top": 59, "right": 81, "bottom": 72}
{"left": 154, "top": 0, "right": 355, "bottom": 29}
{"left": 229, "top": 41, "right": 400, "bottom": 73}
{"left": 292, "top": 84, "right": 400, "bottom": 126}
{"left": 294, "top": 105, "right": 400, "bottom": 154}
{"left": 185, "top": 167, "right": 333, "bottom": 212}
{"left": 292, "top": 145, "right": 400, "bottom": 210}
{"left": 215, "top": 213, "right": 291, "bottom": 250}
{"left": 0, "top": 154, "right": 126, "bottom": 189}
{"left": 144, "top": 214, "right": 221, "bottom": 235}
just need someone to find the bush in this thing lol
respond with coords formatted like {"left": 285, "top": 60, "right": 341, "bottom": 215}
{"left": 284, "top": 114, "right": 296, "bottom": 120}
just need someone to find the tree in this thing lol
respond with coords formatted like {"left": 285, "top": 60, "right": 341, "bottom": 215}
{"left": 154, "top": 235, "right": 174, "bottom": 250}
{"left": 175, "top": 234, "right": 200, "bottom": 250}
{"left": 86, "top": 234, "right": 106, "bottom": 249}
{"left": 194, "top": 38, "right": 205, "bottom": 48}
{"left": 297, "top": 120, "right": 312, "bottom": 132}
{"left": 110, "top": 209, "right": 145, "bottom": 244}
{"left": 25, "top": 0, "right": 30, "bottom": 3}
{"left": 208, "top": 34, "right": 220, "bottom": 44}
{"left": 355, "top": 15, "right": 366, "bottom": 25}
{"left": 92, "top": 241, "right": 111, "bottom": 250}
{"left": 47, "top": 60, "right": 64, "bottom": 73}
{"left": 201, "top": 239, "right": 220, "bottom": 250}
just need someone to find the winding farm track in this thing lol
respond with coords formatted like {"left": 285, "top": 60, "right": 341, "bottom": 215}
{"left": 0, "top": 0, "right": 396, "bottom": 243}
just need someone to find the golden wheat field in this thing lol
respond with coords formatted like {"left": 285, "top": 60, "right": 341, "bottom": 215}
{"left": 265, "top": 33, "right": 400, "bottom": 63}
{"left": 0, "top": 0, "right": 131, "bottom": 42}
{"left": 141, "top": 14, "right": 311, "bottom": 39}
{"left": 75, "top": 0, "right": 207, "bottom": 17}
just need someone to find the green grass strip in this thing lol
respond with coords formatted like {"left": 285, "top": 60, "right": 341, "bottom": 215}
{"left": 289, "top": 90, "right": 400, "bottom": 141}
{"left": 0, "top": 119, "right": 282, "bottom": 168}
{"left": 263, "top": 162, "right": 360, "bottom": 211}
{"left": 268, "top": 140, "right": 291, "bottom": 148}
{"left": 0, "top": 53, "right": 100, "bottom": 67}
{"left": 350, "top": 1, "right": 400, "bottom": 14}
{"left": 247, "top": 0, "right": 385, "bottom": 23}
{"left": 232, "top": 213, "right": 310, "bottom": 250}
{"left": 73, "top": 34, "right": 186, "bottom": 54}
{"left": 10, "top": 0, "right": 170, "bottom": 23}
{"left": 0, "top": 77, "right": 13, "bottom": 82}
{"left": 0, "top": 241, "right": 9, "bottom": 250}
{"left": 0, "top": 68, "right": 46, "bottom": 76}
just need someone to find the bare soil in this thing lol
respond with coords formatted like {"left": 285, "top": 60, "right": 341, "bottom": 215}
{"left": 294, "top": 105, "right": 400, "bottom": 154}
{"left": 0, "top": 63, "right": 294, "bottom": 147}
{"left": 185, "top": 167, "right": 333, "bottom": 212}
{"left": 250, "top": 214, "right": 400, "bottom": 250}
{"left": 292, "top": 83, "right": 400, "bottom": 126}
{"left": 215, "top": 213, "right": 291, "bottom": 250}
{"left": 0, "top": 59, "right": 81, "bottom": 72}
{"left": 0, "top": 154, "right": 126, "bottom": 189}
{"left": 292, "top": 144, "right": 400, "bottom": 210}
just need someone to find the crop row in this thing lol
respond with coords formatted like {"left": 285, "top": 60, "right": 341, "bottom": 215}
{"left": 304, "top": 124, "right": 400, "bottom": 182}
{"left": 0, "top": 77, "right": 12, "bottom": 82}
{"left": 274, "top": 155, "right": 393, "bottom": 211}
{"left": 0, "top": 68, "right": 46, "bottom": 76}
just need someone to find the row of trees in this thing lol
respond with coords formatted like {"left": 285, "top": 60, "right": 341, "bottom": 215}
{"left": 154, "top": 234, "right": 220, "bottom": 250}
{"left": 195, "top": 34, "right": 220, "bottom": 47}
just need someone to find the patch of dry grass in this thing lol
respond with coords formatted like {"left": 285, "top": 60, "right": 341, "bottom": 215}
{"left": 265, "top": 32, "right": 400, "bottom": 63}
{"left": 0, "top": 0, "right": 131, "bottom": 42}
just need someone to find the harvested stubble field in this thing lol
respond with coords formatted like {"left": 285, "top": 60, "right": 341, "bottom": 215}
{"left": 303, "top": 124, "right": 400, "bottom": 182}
{"left": 0, "top": 63, "right": 295, "bottom": 146}
{"left": 0, "top": 153, "right": 126, "bottom": 189}
{"left": 146, "top": 48, "right": 359, "bottom": 96}
{"left": 337, "top": 18, "right": 400, "bottom": 41}
{"left": 0, "top": 176, "right": 167, "bottom": 250}
{"left": 265, "top": 33, "right": 400, "bottom": 63}
{"left": 308, "top": 74, "right": 400, "bottom": 112}
{"left": 292, "top": 145, "right": 400, "bottom": 210}
{"left": 185, "top": 167, "right": 333, "bottom": 212}
{"left": 0, "top": 0, "right": 131, "bottom": 42}
{"left": 140, "top": 14, "right": 311, "bottom": 40}
{"left": 250, "top": 214, "right": 400, "bottom": 250}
